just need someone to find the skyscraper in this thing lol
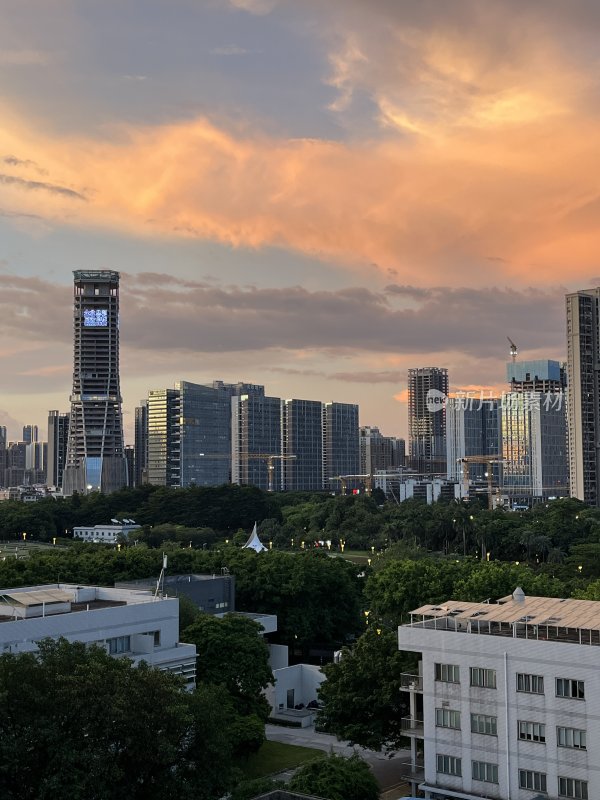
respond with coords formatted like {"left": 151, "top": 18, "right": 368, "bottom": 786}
{"left": 63, "top": 270, "right": 127, "bottom": 495}
{"left": 566, "top": 289, "right": 600, "bottom": 504}
{"left": 408, "top": 367, "right": 449, "bottom": 474}
{"left": 282, "top": 399, "right": 324, "bottom": 491}
{"left": 147, "top": 381, "right": 264, "bottom": 488}
{"left": 232, "top": 393, "right": 282, "bottom": 490}
{"left": 147, "top": 388, "right": 180, "bottom": 487}
{"left": 359, "top": 426, "right": 405, "bottom": 475}
{"left": 22, "top": 425, "right": 38, "bottom": 445}
{"left": 501, "top": 392, "right": 568, "bottom": 502}
{"left": 323, "top": 402, "right": 360, "bottom": 487}
{"left": 47, "top": 411, "right": 70, "bottom": 489}
{"left": 445, "top": 396, "right": 501, "bottom": 479}
{"left": 507, "top": 359, "right": 566, "bottom": 394}
{"left": 133, "top": 401, "right": 148, "bottom": 487}
{"left": 0, "top": 426, "right": 7, "bottom": 488}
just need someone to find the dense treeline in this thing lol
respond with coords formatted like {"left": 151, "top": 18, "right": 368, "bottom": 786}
{"left": 2, "top": 486, "right": 599, "bottom": 568}
{"left": 0, "top": 484, "right": 284, "bottom": 540}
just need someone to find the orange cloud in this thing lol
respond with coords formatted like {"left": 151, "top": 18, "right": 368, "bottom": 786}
{"left": 3, "top": 2, "right": 600, "bottom": 288}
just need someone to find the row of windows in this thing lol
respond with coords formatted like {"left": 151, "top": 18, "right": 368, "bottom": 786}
{"left": 437, "top": 756, "right": 588, "bottom": 798}
{"left": 436, "top": 664, "right": 585, "bottom": 699}
{"left": 435, "top": 709, "right": 586, "bottom": 750}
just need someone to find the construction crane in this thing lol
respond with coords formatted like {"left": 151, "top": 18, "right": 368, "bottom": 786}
{"left": 199, "top": 452, "right": 296, "bottom": 492}
{"left": 507, "top": 336, "right": 518, "bottom": 363}
{"left": 458, "top": 456, "right": 505, "bottom": 510}
{"left": 332, "top": 473, "right": 375, "bottom": 496}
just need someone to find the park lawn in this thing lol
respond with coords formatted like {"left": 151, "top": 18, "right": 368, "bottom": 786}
{"left": 242, "top": 740, "right": 322, "bottom": 779}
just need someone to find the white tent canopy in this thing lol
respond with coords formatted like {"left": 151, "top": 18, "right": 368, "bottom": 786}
{"left": 242, "top": 522, "right": 267, "bottom": 553}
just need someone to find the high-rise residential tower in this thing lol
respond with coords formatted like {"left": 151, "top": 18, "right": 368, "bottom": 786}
{"left": 359, "top": 426, "right": 405, "bottom": 475}
{"left": 566, "top": 289, "right": 600, "bottom": 504}
{"left": 408, "top": 367, "right": 449, "bottom": 474}
{"left": 63, "top": 270, "right": 127, "bottom": 495}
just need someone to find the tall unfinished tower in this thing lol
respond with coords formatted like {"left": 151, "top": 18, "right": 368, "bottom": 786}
{"left": 62, "top": 270, "right": 127, "bottom": 495}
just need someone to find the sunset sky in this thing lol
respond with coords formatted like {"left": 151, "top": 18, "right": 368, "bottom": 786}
{"left": 1, "top": 0, "right": 600, "bottom": 442}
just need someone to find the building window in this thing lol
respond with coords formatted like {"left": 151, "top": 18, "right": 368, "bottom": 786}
{"left": 518, "top": 720, "right": 546, "bottom": 743}
{"left": 107, "top": 635, "right": 130, "bottom": 655}
{"left": 558, "top": 777, "right": 588, "bottom": 799}
{"left": 435, "top": 663, "right": 460, "bottom": 683}
{"left": 436, "top": 754, "right": 461, "bottom": 777}
{"left": 472, "top": 760, "right": 499, "bottom": 784}
{"left": 519, "top": 769, "right": 547, "bottom": 793}
{"left": 470, "top": 667, "right": 496, "bottom": 689}
{"left": 516, "top": 672, "right": 544, "bottom": 694}
{"left": 471, "top": 713, "right": 497, "bottom": 736}
{"left": 435, "top": 708, "right": 461, "bottom": 729}
{"left": 557, "top": 727, "right": 586, "bottom": 750}
{"left": 556, "top": 678, "right": 585, "bottom": 700}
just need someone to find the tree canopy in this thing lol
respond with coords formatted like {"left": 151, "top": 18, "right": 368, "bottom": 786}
{"left": 183, "top": 612, "right": 273, "bottom": 720}
{"left": 318, "top": 627, "right": 413, "bottom": 753}
{"left": 0, "top": 638, "right": 236, "bottom": 800}
{"left": 289, "top": 753, "right": 379, "bottom": 800}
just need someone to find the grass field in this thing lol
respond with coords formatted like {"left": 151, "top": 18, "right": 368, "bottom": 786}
{"left": 0, "top": 541, "right": 67, "bottom": 560}
{"left": 241, "top": 740, "right": 322, "bottom": 779}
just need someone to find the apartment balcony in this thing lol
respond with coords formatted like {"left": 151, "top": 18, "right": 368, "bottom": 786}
{"left": 395, "top": 755, "right": 425, "bottom": 783}
{"left": 400, "top": 672, "right": 423, "bottom": 692}
{"left": 401, "top": 714, "right": 424, "bottom": 735}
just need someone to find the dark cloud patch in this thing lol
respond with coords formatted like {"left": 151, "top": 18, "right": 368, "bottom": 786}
{"left": 3, "top": 155, "right": 46, "bottom": 174}
{"left": 0, "top": 273, "right": 568, "bottom": 362}
{"left": 0, "top": 173, "right": 85, "bottom": 200}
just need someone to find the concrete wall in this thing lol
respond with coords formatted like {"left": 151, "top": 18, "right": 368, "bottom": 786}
{"left": 269, "top": 663, "right": 325, "bottom": 711}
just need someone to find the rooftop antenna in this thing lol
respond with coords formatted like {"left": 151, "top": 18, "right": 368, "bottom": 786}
{"left": 507, "top": 336, "right": 518, "bottom": 363}
{"left": 154, "top": 553, "right": 168, "bottom": 600}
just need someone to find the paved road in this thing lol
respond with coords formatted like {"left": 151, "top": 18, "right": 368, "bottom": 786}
{"left": 265, "top": 724, "right": 414, "bottom": 796}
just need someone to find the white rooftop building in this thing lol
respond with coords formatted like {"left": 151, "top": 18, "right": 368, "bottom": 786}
{"left": 73, "top": 520, "right": 141, "bottom": 544}
{"left": 0, "top": 583, "right": 196, "bottom": 686}
{"left": 398, "top": 589, "right": 598, "bottom": 799}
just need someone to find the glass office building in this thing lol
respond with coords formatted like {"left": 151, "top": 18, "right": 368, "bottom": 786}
{"left": 282, "top": 399, "right": 324, "bottom": 491}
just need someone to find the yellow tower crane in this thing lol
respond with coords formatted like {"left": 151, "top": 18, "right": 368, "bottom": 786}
{"left": 458, "top": 456, "right": 505, "bottom": 510}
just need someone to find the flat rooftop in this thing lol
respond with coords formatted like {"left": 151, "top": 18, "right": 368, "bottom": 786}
{"left": 405, "top": 589, "right": 600, "bottom": 647}
{"left": 0, "top": 584, "right": 167, "bottom": 622}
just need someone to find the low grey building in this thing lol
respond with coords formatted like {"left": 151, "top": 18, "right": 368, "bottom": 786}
{"left": 117, "top": 573, "right": 236, "bottom": 615}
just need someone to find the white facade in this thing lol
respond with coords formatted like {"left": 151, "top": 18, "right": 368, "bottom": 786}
{"left": 398, "top": 591, "right": 599, "bottom": 799}
{"left": 73, "top": 521, "right": 141, "bottom": 543}
{"left": 0, "top": 583, "right": 196, "bottom": 686}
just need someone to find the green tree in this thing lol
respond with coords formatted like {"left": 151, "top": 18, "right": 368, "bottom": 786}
{"left": 365, "top": 559, "right": 468, "bottom": 625}
{"left": 318, "top": 628, "right": 413, "bottom": 753}
{"left": 182, "top": 613, "right": 273, "bottom": 719}
{"left": 289, "top": 754, "right": 379, "bottom": 800}
{"left": 0, "top": 638, "right": 235, "bottom": 800}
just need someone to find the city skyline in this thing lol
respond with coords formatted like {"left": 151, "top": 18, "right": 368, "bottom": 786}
{"left": 2, "top": 1, "right": 599, "bottom": 440}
